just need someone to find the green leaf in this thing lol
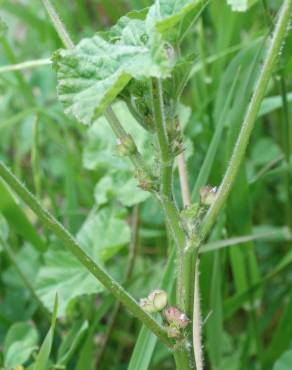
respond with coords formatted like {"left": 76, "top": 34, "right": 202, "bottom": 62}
{"left": 33, "top": 295, "right": 58, "bottom": 370}
{"left": 35, "top": 206, "right": 130, "bottom": 316}
{"left": 2, "top": 243, "right": 40, "bottom": 289}
{"left": 226, "top": 0, "right": 259, "bottom": 11}
{"left": 53, "top": 18, "right": 170, "bottom": 124}
{"left": 35, "top": 249, "right": 103, "bottom": 316}
{"left": 94, "top": 171, "right": 149, "bottom": 207}
{"left": 77, "top": 206, "right": 131, "bottom": 262}
{"left": 4, "top": 322, "right": 38, "bottom": 369}
{"left": 273, "top": 350, "right": 292, "bottom": 370}
{"left": 147, "top": 0, "right": 206, "bottom": 35}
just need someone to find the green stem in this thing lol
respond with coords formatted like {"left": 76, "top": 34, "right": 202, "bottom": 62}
{"left": 0, "top": 161, "right": 172, "bottom": 348}
{"left": 104, "top": 106, "right": 153, "bottom": 181}
{"left": 151, "top": 79, "right": 186, "bottom": 250}
{"left": 200, "top": 0, "right": 292, "bottom": 241}
{"left": 151, "top": 79, "right": 192, "bottom": 368}
{"left": 0, "top": 58, "right": 51, "bottom": 74}
{"left": 173, "top": 347, "right": 192, "bottom": 370}
{"left": 41, "top": 0, "right": 74, "bottom": 49}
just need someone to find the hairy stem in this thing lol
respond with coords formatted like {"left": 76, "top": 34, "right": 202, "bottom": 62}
{"left": 0, "top": 161, "right": 172, "bottom": 348}
{"left": 178, "top": 148, "right": 204, "bottom": 370}
{"left": 200, "top": 0, "right": 292, "bottom": 240}
{"left": 41, "top": 0, "right": 74, "bottom": 49}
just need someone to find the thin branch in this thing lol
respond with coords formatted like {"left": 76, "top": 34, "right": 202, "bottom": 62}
{"left": 41, "top": 0, "right": 74, "bottom": 49}
{"left": 0, "top": 58, "right": 51, "bottom": 74}
{"left": 200, "top": 0, "right": 292, "bottom": 241}
{"left": 0, "top": 161, "right": 172, "bottom": 348}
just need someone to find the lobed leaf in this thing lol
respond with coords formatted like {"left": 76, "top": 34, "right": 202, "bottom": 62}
{"left": 53, "top": 18, "right": 170, "bottom": 125}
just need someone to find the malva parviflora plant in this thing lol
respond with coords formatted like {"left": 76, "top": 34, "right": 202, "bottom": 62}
{"left": 0, "top": 0, "right": 291, "bottom": 369}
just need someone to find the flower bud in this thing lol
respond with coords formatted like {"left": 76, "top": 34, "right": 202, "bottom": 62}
{"left": 139, "top": 298, "right": 156, "bottom": 313}
{"left": 164, "top": 306, "right": 189, "bottom": 328}
{"left": 139, "top": 289, "right": 168, "bottom": 313}
{"left": 200, "top": 186, "right": 217, "bottom": 206}
{"left": 148, "top": 289, "right": 168, "bottom": 311}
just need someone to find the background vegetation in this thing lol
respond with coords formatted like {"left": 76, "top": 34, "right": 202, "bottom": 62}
{"left": 0, "top": 0, "right": 291, "bottom": 369}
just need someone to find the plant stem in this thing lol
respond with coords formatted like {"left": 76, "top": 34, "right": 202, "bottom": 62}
{"left": 104, "top": 106, "right": 153, "bottom": 180}
{"left": 151, "top": 78, "right": 172, "bottom": 198}
{"left": 200, "top": 0, "right": 292, "bottom": 241}
{"left": 178, "top": 147, "right": 204, "bottom": 370}
{"left": 151, "top": 79, "right": 192, "bottom": 368}
{"left": 0, "top": 58, "right": 51, "bottom": 74}
{"left": 41, "top": 0, "right": 74, "bottom": 49}
{"left": 0, "top": 161, "right": 172, "bottom": 348}
{"left": 173, "top": 347, "right": 192, "bottom": 370}
{"left": 151, "top": 79, "right": 186, "bottom": 250}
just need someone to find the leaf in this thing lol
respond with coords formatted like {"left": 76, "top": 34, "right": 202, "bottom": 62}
{"left": 33, "top": 295, "right": 58, "bottom": 370}
{"left": 147, "top": 0, "right": 206, "bottom": 35}
{"left": 77, "top": 206, "right": 131, "bottom": 262}
{"left": 226, "top": 0, "right": 259, "bottom": 11}
{"left": 94, "top": 171, "right": 149, "bottom": 207}
{"left": 259, "top": 93, "right": 292, "bottom": 117}
{"left": 35, "top": 249, "right": 103, "bottom": 316}
{"left": 273, "top": 350, "right": 292, "bottom": 370}
{"left": 53, "top": 17, "right": 170, "bottom": 125}
{"left": 35, "top": 206, "right": 130, "bottom": 316}
{"left": 2, "top": 243, "right": 40, "bottom": 289}
{"left": 4, "top": 322, "right": 38, "bottom": 369}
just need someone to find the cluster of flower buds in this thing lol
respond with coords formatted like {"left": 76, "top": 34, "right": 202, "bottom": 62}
{"left": 139, "top": 289, "right": 168, "bottom": 313}
{"left": 164, "top": 306, "right": 189, "bottom": 338}
{"left": 140, "top": 290, "right": 189, "bottom": 339}
{"left": 200, "top": 185, "right": 217, "bottom": 206}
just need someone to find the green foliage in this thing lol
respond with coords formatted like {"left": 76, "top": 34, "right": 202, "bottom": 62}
{"left": 0, "top": 0, "right": 292, "bottom": 369}
{"left": 3, "top": 322, "right": 38, "bottom": 369}
{"left": 35, "top": 249, "right": 103, "bottom": 316}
